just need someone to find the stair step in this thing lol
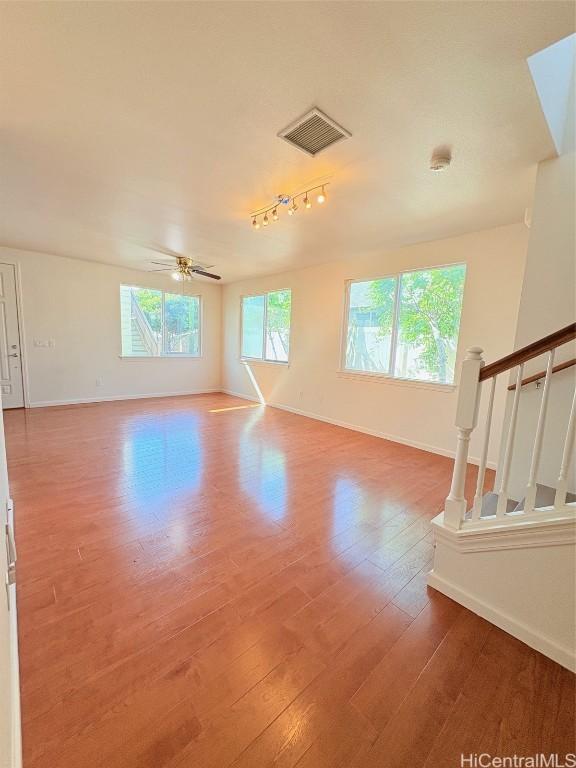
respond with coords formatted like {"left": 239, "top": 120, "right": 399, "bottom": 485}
{"left": 514, "top": 483, "right": 576, "bottom": 512}
{"left": 476, "top": 492, "right": 517, "bottom": 518}
{"left": 468, "top": 485, "right": 576, "bottom": 520}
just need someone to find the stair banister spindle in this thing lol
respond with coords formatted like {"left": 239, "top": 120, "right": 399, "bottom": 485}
{"left": 444, "top": 347, "right": 484, "bottom": 529}
{"left": 496, "top": 363, "right": 524, "bottom": 518}
{"left": 524, "top": 350, "right": 556, "bottom": 513}
{"left": 554, "top": 386, "right": 576, "bottom": 509}
{"left": 472, "top": 376, "right": 497, "bottom": 521}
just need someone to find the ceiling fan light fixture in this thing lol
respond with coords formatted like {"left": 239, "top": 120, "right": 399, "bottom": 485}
{"left": 146, "top": 247, "right": 221, "bottom": 280}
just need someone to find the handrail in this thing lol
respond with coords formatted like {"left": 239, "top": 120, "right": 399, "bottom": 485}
{"left": 508, "top": 357, "right": 576, "bottom": 390}
{"left": 479, "top": 323, "right": 576, "bottom": 382}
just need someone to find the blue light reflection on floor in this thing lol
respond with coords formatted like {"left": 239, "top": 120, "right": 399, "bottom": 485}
{"left": 238, "top": 409, "right": 287, "bottom": 523}
{"left": 120, "top": 411, "right": 203, "bottom": 511}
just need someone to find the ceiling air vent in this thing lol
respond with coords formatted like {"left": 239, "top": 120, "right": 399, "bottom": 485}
{"left": 278, "top": 108, "right": 351, "bottom": 157}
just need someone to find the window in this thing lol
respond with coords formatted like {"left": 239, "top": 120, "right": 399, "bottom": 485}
{"left": 120, "top": 285, "right": 201, "bottom": 357}
{"left": 343, "top": 264, "right": 466, "bottom": 384}
{"left": 241, "top": 289, "right": 291, "bottom": 363}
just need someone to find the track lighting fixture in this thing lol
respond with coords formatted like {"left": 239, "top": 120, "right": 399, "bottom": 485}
{"left": 250, "top": 182, "right": 330, "bottom": 230}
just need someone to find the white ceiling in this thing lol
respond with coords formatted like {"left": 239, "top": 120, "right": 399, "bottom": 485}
{"left": 0, "top": 2, "right": 574, "bottom": 283}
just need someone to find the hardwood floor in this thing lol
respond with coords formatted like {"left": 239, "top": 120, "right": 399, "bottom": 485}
{"left": 5, "top": 393, "right": 574, "bottom": 768}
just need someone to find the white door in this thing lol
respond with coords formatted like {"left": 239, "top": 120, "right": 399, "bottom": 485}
{"left": 0, "top": 402, "right": 21, "bottom": 768}
{"left": 0, "top": 265, "right": 24, "bottom": 410}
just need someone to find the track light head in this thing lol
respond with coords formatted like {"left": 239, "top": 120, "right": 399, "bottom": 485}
{"left": 263, "top": 213, "right": 269, "bottom": 226}
{"left": 304, "top": 195, "right": 311, "bottom": 209}
{"left": 317, "top": 186, "right": 326, "bottom": 204}
{"left": 252, "top": 217, "right": 260, "bottom": 230}
{"left": 272, "top": 208, "right": 279, "bottom": 221}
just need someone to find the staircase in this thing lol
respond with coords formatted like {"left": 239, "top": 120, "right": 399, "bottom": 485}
{"left": 130, "top": 318, "right": 150, "bottom": 355}
{"left": 131, "top": 293, "right": 160, "bottom": 356}
{"left": 428, "top": 324, "right": 576, "bottom": 671}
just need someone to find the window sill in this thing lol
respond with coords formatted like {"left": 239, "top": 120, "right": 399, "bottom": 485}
{"left": 240, "top": 358, "right": 290, "bottom": 368}
{"left": 119, "top": 355, "right": 203, "bottom": 361}
{"left": 336, "top": 369, "right": 456, "bottom": 392}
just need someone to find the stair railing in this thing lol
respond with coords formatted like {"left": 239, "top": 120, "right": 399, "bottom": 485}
{"left": 131, "top": 293, "right": 161, "bottom": 356}
{"left": 444, "top": 323, "right": 576, "bottom": 530}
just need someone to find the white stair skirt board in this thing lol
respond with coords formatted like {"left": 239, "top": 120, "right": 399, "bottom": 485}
{"left": 428, "top": 512, "right": 576, "bottom": 672}
{"left": 220, "top": 390, "right": 497, "bottom": 469}
{"left": 427, "top": 570, "right": 575, "bottom": 673}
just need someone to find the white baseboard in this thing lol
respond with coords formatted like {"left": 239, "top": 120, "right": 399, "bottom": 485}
{"left": 427, "top": 570, "right": 575, "bottom": 672}
{"left": 221, "top": 388, "right": 263, "bottom": 404}
{"left": 28, "top": 388, "right": 221, "bottom": 408}
{"left": 220, "top": 389, "right": 495, "bottom": 469}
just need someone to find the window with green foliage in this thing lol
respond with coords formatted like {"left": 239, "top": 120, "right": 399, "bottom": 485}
{"left": 120, "top": 285, "right": 201, "bottom": 357}
{"left": 241, "top": 289, "right": 291, "bottom": 363}
{"left": 344, "top": 264, "right": 466, "bottom": 384}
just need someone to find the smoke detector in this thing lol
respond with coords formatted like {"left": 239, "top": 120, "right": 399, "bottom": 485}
{"left": 278, "top": 107, "right": 351, "bottom": 157}
{"left": 430, "top": 147, "right": 452, "bottom": 172}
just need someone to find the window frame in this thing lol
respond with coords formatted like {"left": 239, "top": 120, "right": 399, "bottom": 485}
{"left": 340, "top": 262, "right": 466, "bottom": 387}
{"left": 119, "top": 284, "right": 203, "bottom": 359}
{"left": 240, "top": 288, "right": 292, "bottom": 365}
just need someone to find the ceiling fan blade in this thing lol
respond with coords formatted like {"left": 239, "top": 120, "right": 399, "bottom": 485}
{"left": 149, "top": 245, "right": 182, "bottom": 259}
{"left": 191, "top": 269, "right": 221, "bottom": 280}
{"left": 150, "top": 260, "right": 174, "bottom": 266}
{"left": 149, "top": 268, "right": 173, "bottom": 272}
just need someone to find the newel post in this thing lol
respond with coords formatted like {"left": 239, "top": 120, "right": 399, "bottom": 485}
{"left": 443, "top": 347, "right": 484, "bottom": 529}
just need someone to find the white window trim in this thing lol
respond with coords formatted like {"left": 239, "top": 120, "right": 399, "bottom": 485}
{"left": 336, "top": 368, "right": 456, "bottom": 392}
{"left": 341, "top": 262, "right": 466, "bottom": 387}
{"left": 120, "top": 285, "right": 203, "bottom": 359}
{"left": 240, "top": 289, "right": 291, "bottom": 365}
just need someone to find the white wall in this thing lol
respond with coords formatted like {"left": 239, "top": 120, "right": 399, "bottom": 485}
{"left": 503, "top": 150, "right": 576, "bottom": 500}
{"left": 222, "top": 223, "right": 528, "bottom": 466}
{"left": 0, "top": 247, "right": 221, "bottom": 407}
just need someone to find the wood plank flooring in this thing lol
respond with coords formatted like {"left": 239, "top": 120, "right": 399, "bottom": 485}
{"left": 5, "top": 393, "right": 574, "bottom": 768}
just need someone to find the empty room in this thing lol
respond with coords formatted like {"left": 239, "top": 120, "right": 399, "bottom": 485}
{"left": 0, "top": 2, "right": 575, "bottom": 767}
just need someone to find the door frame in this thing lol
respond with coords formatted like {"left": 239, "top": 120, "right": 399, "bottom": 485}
{"left": 0, "top": 260, "right": 30, "bottom": 409}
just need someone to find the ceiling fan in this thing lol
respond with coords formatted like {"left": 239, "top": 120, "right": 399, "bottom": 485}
{"left": 148, "top": 245, "right": 221, "bottom": 281}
